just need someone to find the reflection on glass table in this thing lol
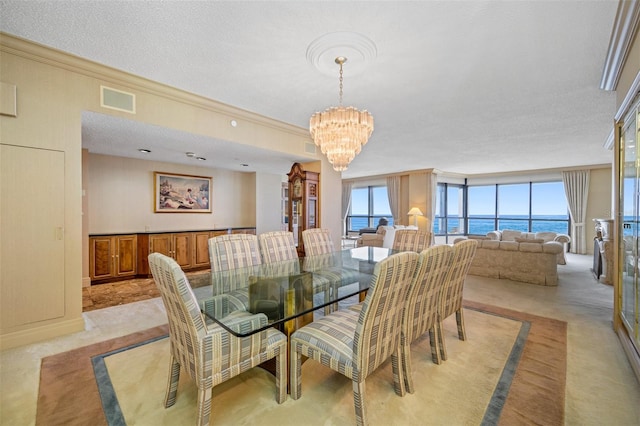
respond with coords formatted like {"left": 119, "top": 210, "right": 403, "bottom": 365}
{"left": 190, "top": 246, "right": 393, "bottom": 337}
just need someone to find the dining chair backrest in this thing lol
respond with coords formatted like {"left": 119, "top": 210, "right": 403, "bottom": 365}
{"left": 404, "top": 244, "right": 454, "bottom": 345}
{"left": 356, "top": 251, "right": 419, "bottom": 379}
{"left": 440, "top": 239, "right": 478, "bottom": 320}
{"left": 150, "top": 253, "right": 206, "bottom": 346}
{"left": 258, "top": 231, "right": 298, "bottom": 263}
{"left": 302, "top": 228, "right": 334, "bottom": 256}
{"left": 208, "top": 233, "right": 262, "bottom": 272}
{"left": 392, "top": 229, "right": 431, "bottom": 252}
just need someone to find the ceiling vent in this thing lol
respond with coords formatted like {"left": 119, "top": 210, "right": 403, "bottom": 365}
{"left": 304, "top": 142, "right": 317, "bottom": 154}
{"left": 100, "top": 85, "right": 135, "bottom": 114}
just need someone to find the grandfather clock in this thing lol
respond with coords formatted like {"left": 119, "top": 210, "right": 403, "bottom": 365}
{"left": 287, "top": 163, "right": 319, "bottom": 257}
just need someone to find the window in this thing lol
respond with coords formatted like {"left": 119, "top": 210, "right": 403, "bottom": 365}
{"left": 437, "top": 181, "right": 570, "bottom": 241}
{"left": 435, "top": 183, "right": 465, "bottom": 238}
{"left": 468, "top": 185, "right": 496, "bottom": 234}
{"left": 347, "top": 186, "right": 393, "bottom": 232}
{"left": 498, "top": 183, "right": 530, "bottom": 231}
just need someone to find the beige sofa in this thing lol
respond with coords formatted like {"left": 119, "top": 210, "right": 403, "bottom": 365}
{"left": 357, "top": 225, "right": 420, "bottom": 248}
{"left": 455, "top": 238, "right": 564, "bottom": 286}
{"left": 486, "top": 229, "right": 571, "bottom": 265}
{"left": 357, "top": 227, "right": 385, "bottom": 247}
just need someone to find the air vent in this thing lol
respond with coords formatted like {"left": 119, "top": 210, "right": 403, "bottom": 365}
{"left": 100, "top": 86, "right": 135, "bottom": 114}
{"left": 304, "top": 142, "right": 317, "bottom": 154}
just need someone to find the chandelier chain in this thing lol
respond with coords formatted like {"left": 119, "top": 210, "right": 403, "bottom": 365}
{"left": 338, "top": 62, "right": 343, "bottom": 105}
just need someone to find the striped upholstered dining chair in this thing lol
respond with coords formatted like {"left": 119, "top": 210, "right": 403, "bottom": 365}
{"left": 290, "top": 251, "right": 419, "bottom": 426}
{"left": 148, "top": 253, "right": 287, "bottom": 426}
{"left": 208, "top": 233, "right": 262, "bottom": 271}
{"left": 301, "top": 228, "right": 361, "bottom": 312}
{"left": 436, "top": 238, "right": 478, "bottom": 361}
{"left": 259, "top": 230, "right": 333, "bottom": 315}
{"left": 392, "top": 229, "right": 432, "bottom": 252}
{"left": 301, "top": 228, "right": 334, "bottom": 255}
{"left": 399, "top": 244, "right": 454, "bottom": 394}
{"left": 207, "top": 233, "right": 264, "bottom": 310}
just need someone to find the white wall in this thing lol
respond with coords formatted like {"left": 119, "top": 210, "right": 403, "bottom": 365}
{"left": 255, "top": 171, "right": 286, "bottom": 234}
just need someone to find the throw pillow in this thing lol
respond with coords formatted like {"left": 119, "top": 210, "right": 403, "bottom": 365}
{"left": 382, "top": 226, "right": 396, "bottom": 248}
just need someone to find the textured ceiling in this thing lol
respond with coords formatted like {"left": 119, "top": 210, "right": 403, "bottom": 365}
{"left": 0, "top": 1, "right": 619, "bottom": 178}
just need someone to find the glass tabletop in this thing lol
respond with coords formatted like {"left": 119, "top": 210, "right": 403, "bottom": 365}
{"left": 190, "top": 246, "right": 393, "bottom": 337}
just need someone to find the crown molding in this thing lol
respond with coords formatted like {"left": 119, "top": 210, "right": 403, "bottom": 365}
{"left": 604, "top": 70, "right": 640, "bottom": 150}
{"left": 600, "top": 0, "right": 640, "bottom": 91}
{"left": 0, "top": 32, "right": 310, "bottom": 139}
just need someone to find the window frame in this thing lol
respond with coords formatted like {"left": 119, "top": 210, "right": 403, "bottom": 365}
{"left": 347, "top": 185, "right": 393, "bottom": 232}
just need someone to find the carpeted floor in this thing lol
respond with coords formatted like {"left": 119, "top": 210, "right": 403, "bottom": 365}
{"left": 37, "top": 301, "right": 566, "bottom": 426}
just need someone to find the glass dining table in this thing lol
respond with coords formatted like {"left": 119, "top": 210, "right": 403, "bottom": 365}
{"left": 189, "top": 246, "right": 393, "bottom": 338}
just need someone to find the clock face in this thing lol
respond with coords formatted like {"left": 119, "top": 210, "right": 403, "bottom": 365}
{"left": 293, "top": 178, "right": 302, "bottom": 198}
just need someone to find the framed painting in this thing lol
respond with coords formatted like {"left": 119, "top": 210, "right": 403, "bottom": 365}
{"left": 154, "top": 172, "right": 211, "bottom": 213}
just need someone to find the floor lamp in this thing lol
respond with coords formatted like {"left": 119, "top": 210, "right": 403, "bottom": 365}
{"left": 407, "top": 207, "right": 424, "bottom": 227}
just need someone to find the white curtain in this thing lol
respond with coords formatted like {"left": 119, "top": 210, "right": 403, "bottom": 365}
{"left": 562, "top": 170, "right": 590, "bottom": 254}
{"left": 425, "top": 170, "right": 438, "bottom": 240}
{"left": 341, "top": 182, "right": 352, "bottom": 236}
{"left": 386, "top": 176, "right": 401, "bottom": 224}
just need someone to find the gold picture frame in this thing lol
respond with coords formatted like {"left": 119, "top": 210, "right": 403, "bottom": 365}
{"left": 154, "top": 172, "right": 211, "bottom": 213}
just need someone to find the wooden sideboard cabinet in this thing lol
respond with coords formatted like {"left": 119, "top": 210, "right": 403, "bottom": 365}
{"left": 89, "top": 235, "right": 137, "bottom": 281}
{"left": 90, "top": 228, "right": 256, "bottom": 282}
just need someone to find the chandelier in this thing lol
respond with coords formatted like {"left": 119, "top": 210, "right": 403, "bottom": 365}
{"left": 309, "top": 56, "right": 374, "bottom": 172}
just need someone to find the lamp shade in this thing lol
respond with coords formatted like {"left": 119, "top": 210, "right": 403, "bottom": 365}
{"left": 407, "top": 207, "right": 424, "bottom": 217}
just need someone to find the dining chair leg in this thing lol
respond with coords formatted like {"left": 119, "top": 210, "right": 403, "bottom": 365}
{"left": 437, "top": 320, "right": 448, "bottom": 361}
{"left": 399, "top": 343, "right": 414, "bottom": 394}
{"left": 429, "top": 326, "right": 442, "bottom": 365}
{"left": 391, "top": 348, "right": 407, "bottom": 397}
{"left": 164, "top": 355, "right": 180, "bottom": 407}
{"left": 353, "top": 379, "right": 367, "bottom": 426}
{"left": 196, "top": 387, "right": 213, "bottom": 426}
{"left": 275, "top": 349, "right": 287, "bottom": 404}
{"left": 290, "top": 346, "right": 302, "bottom": 400}
{"left": 456, "top": 309, "right": 467, "bottom": 341}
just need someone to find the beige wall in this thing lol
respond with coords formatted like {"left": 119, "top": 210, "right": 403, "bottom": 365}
{"left": 87, "top": 154, "right": 259, "bottom": 234}
{"left": 586, "top": 167, "right": 613, "bottom": 251}
{"left": 0, "top": 34, "right": 342, "bottom": 349}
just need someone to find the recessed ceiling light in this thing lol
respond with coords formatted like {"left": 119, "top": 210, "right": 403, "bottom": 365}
{"left": 241, "top": 163, "right": 249, "bottom": 167}
{"left": 196, "top": 157, "right": 206, "bottom": 161}
{"left": 230, "top": 120, "right": 238, "bottom": 127}
{"left": 138, "top": 148, "right": 151, "bottom": 153}
{"left": 186, "top": 152, "right": 195, "bottom": 157}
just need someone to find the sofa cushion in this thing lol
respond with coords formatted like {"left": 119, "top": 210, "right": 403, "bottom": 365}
{"left": 515, "top": 237, "right": 545, "bottom": 244}
{"left": 534, "top": 232, "right": 556, "bottom": 242}
{"left": 519, "top": 242, "right": 543, "bottom": 253}
{"left": 501, "top": 230, "right": 523, "bottom": 241}
{"left": 499, "top": 241, "right": 519, "bottom": 251}
{"left": 480, "top": 240, "right": 501, "bottom": 249}
{"left": 542, "top": 241, "right": 564, "bottom": 254}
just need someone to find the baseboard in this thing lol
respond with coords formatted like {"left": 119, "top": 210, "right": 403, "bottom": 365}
{"left": 0, "top": 317, "right": 85, "bottom": 351}
{"left": 617, "top": 327, "right": 640, "bottom": 385}
{"left": 82, "top": 276, "right": 91, "bottom": 288}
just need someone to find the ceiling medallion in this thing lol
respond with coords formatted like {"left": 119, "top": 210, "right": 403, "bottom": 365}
{"left": 306, "top": 31, "right": 377, "bottom": 77}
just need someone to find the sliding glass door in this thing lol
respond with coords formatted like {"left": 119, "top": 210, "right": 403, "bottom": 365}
{"left": 619, "top": 102, "right": 639, "bottom": 350}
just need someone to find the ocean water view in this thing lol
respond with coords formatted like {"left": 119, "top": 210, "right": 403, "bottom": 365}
{"left": 348, "top": 215, "right": 570, "bottom": 236}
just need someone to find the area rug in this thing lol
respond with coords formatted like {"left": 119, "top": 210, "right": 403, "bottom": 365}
{"left": 37, "top": 301, "right": 566, "bottom": 425}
